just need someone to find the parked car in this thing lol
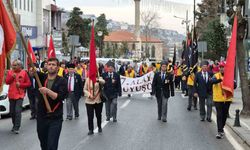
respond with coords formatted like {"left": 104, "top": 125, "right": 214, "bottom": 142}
{"left": 0, "top": 84, "right": 30, "bottom": 118}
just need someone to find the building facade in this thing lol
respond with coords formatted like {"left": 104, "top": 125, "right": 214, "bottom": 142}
{"left": 104, "top": 30, "right": 163, "bottom": 61}
{"left": 4, "top": 0, "right": 64, "bottom": 65}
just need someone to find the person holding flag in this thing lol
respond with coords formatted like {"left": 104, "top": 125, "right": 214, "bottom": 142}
{"left": 84, "top": 21, "right": 106, "bottom": 135}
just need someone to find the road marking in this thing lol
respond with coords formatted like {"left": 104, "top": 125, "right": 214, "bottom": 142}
{"left": 120, "top": 99, "right": 131, "bottom": 109}
{"left": 94, "top": 120, "right": 109, "bottom": 133}
{"left": 211, "top": 111, "right": 245, "bottom": 150}
{"left": 142, "top": 94, "right": 151, "bottom": 97}
{"left": 181, "top": 94, "right": 188, "bottom": 99}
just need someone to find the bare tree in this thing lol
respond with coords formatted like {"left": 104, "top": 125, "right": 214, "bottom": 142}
{"left": 141, "top": 11, "right": 160, "bottom": 58}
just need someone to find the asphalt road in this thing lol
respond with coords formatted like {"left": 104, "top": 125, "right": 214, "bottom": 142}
{"left": 0, "top": 92, "right": 235, "bottom": 150}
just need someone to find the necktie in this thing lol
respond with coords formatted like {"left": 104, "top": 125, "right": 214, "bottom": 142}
{"left": 162, "top": 73, "right": 165, "bottom": 81}
{"left": 68, "top": 76, "right": 71, "bottom": 92}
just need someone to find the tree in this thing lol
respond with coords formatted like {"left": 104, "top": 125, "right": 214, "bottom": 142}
{"left": 118, "top": 42, "right": 129, "bottom": 58}
{"left": 196, "top": 0, "right": 221, "bottom": 38}
{"left": 66, "top": 7, "right": 85, "bottom": 46}
{"left": 203, "top": 19, "right": 227, "bottom": 60}
{"left": 95, "top": 14, "right": 109, "bottom": 57}
{"left": 227, "top": 0, "right": 250, "bottom": 117}
{"left": 141, "top": 11, "right": 160, "bottom": 58}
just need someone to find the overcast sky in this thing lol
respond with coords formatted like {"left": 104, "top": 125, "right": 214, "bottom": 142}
{"left": 56, "top": 0, "right": 202, "bottom": 34}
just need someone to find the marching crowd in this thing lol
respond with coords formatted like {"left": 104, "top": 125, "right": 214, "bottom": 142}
{"left": 4, "top": 56, "right": 234, "bottom": 150}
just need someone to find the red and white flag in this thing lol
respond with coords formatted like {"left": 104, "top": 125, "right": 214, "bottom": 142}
{"left": 0, "top": 0, "right": 16, "bottom": 92}
{"left": 222, "top": 15, "right": 238, "bottom": 99}
{"left": 47, "top": 35, "right": 56, "bottom": 58}
{"left": 26, "top": 39, "right": 37, "bottom": 68}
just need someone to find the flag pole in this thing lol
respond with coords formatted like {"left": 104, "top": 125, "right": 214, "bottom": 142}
{"left": 6, "top": 0, "right": 52, "bottom": 112}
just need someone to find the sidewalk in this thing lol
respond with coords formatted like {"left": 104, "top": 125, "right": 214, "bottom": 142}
{"left": 224, "top": 88, "right": 250, "bottom": 149}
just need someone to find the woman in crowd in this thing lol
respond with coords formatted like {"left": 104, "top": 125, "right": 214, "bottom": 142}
{"left": 84, "top": 71, "right": 105, "bottom": 135}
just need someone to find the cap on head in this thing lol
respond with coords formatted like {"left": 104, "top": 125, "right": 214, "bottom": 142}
{"left": 200, "top": 60, "right": 209, "bottom": 67}
{"left": 161, "top": 60, "right": 168, "bottom": 66}
{"left": 106, "top": 60, "right": 115, "bottom": 68}
{"left": 67, "top": 63, "right": 75, "bottom": 69}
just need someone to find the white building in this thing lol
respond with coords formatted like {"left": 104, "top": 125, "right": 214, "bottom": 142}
{"left": 4, "top": 0, "right": 64, "bottom": 64}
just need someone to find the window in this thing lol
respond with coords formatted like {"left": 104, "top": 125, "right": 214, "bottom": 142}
{"left": 24, "top": 0, "right": 26, "bottom": 10}
{"left": 15, "top": 0, "right": 17, "bottom": 8}
{"left": 31, "top": 0, "right": 33, "bottom": 12}
{"left": 27, "top": 0, "right": 30, "bottom": 11}
{"left": 19, "top": 0, "right": 21, "bottom": 9}
{"left": 151, "top": 45, "right": 156, "bottom": 58}
{"left": 132, "top": 43, "right": 135, "bottom": 50}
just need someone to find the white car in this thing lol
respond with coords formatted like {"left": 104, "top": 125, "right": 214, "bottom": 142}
{"left": 0, "top": 84, "right": 30, "bottom": 118}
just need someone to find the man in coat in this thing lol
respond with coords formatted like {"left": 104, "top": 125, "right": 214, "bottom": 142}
{"left": 151, "top": 61, "right": 175, "bottom": 122}
{"left": 64, "top": 63, "right": 83, "bottom": 120}
{"left": 194, "top": 61, "right": 213, "bottom": 122}
{"left": 102, "top": 61, "right": 122, "bottom": 122}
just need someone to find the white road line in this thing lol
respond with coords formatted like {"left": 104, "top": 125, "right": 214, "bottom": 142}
{"left": 211, "top": 112, "right": 245, "bottom": 150}
{"left": 142, "top": 94, "right": 151, "bottom": 97}
{"left": 94, "top": 121, "right": 109, "bottom": 133}
{"left": 120, "top": 99, "right": 131, "bottom": 109}
{"left": 181, "top": 94, "right": 188, "bottom": 99}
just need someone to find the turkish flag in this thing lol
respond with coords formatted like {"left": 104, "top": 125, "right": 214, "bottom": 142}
{"left": 0, "top": 1, "right": 16, "bottom": 92}
{"left": 26, "top": 39, "right": 37, "bottom": 68}
{"left": 88, "top": 21, "right": 97, "bottom": 84}
{"left": 47, "top": 35, "right": 56, "bottom": 58}
{"left": 222, "top": 15, "right": 238, "bottom": 99}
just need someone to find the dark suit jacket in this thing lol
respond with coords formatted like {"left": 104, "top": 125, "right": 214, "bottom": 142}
{"left": 152, "top": 72, "right": 175, "bottom": 99}
{"left": 64, "top": 73, "right": 83, "bottom": 100}
{"left": 193, "top": 71, "right": 213, "bottom": 98}
{"left": 119, "top": 65, "right": 127, "bottom": 76}
{"left": 102, "top": 72, "right": 122, "bottom": 99}
{"left": 36, "top": 73, "right": 68, "bottom": 119}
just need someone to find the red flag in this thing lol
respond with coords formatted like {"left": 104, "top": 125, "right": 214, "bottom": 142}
{"left": 222, "top": 15, "right": 238, "bottom": 99}
{"left": 0, "top": 0, "right": 16, "bottom": 92}
{"left": 48, "top": 35, "right": 56, "bottom": 58}
{"left": 26, "top": 39, "right": 37, "bottom": 68}
{"left": 88, "top": 21, "right": 97, "bottom": 84}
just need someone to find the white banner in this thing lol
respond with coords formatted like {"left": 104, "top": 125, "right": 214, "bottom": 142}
{"left": 120, "top": 71, "right": 155, "bottom": 95}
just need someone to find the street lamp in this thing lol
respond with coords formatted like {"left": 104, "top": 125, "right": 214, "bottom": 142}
{"left": 97, "top": 30, "right": 103, "bottom": 57}
{"left": 174, "top": 10, "right": 191, "bottom": 35}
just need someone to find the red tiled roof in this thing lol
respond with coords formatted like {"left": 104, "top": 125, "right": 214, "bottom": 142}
{"left": 104, "top": 30, "right": 162, "bottom": 43}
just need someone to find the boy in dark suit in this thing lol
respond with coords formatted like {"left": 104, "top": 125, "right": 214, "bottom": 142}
{"left": 102, "top": 61, "right": 122, "bottom": 122}
{"left": 151, "top": 61, "right": 175, "bottom": 122}
{"left": 194, "top": 61, "right": 213, "bottom": 122}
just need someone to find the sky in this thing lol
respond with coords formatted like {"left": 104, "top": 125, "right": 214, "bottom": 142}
{"left": 56, "top": 0, "right": 202, "bottom": 34}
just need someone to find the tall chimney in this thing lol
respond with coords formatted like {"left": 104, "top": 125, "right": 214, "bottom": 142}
{"left": 134, "top": 0, "right": 140, "bottom": 39}
{"left": 134, "top": 0, "right": 141, "bottom": 59}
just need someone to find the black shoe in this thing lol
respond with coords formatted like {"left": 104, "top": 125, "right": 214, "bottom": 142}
{"left": 207, "top": 118, "right": 212, "bottom": 122}
{"left": 88, "top": 131, "right": 94, "bottom": 135}
{"left": 200, "top": 118, "right": 205, "bottom": 121}
{"left": 98, "top": 128, "right": 102, "bottom": 133}
{"left": 30, "top": 116, "right": 36, "bottom": 120}
{"left": 106, "top": 118, "right": 110, "bottom": 121}
{"left": 75, "top": 115, "right": 79, "bottom": 118}
{"left": 13, "top": 129, "right": 19, "bottom": 134}
{"left": 113, "top": 119, "right": 117, "bottom": 122}
{"left": 187, "top": 107, "right": 191, "bottom": 111}
{"left": 216, "top": 132, "right": 223, "bottom": 139}
{"left": 184, "top": 94, "right": 188, "bottom": 96}
{"left": 162, "top": 119, "right": 167, "bottom": 122}
{"left": 157, "top": 117, "right": 161, "bottom": 120}
{"left": 194, "top": 107, "right": 198, "bottom": 110}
